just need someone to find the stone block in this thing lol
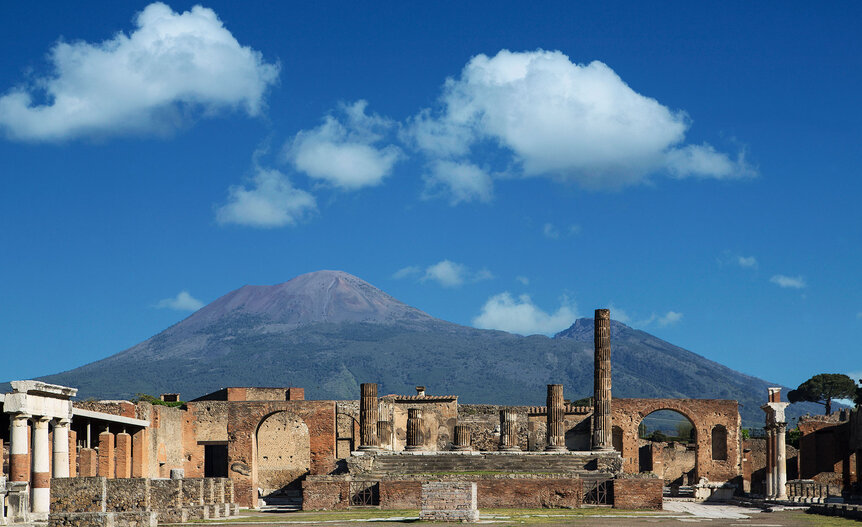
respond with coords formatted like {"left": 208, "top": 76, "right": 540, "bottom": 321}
{"left": 420, "top": 482, "right": 479, "bottom": 523}
{"left": 49, "top": 512, "right": 113, "bottom": 527}
{"left": 180, "top": 478, "right": 204, "bottom": 506}
{"left": 114, "top": 511, "right": 157, "bottom": 527}
{"left": 148, "top": 479, "right": 181, "bottom": 510}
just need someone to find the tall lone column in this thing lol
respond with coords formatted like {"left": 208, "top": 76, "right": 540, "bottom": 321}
{"left": 545, "top": 384, "right": 567, "bottom": 452}
{"left": 499, "top": 409, "right": 520, "bottom": 451}
{"left": 764, "top": 426, "right": 774, "bottom": 497}
{"left": 592, "top": 308, "right": 613, "bottom": 451}
{"left": 31, "top": 416, "right": 52, "bottom": 515}
{"left": 358, "top": 383, "right": 379, "bottom": 451}
{"left": 405, "top": 409, "right": 423, "bottom": 451}
{"left": 10, "top": 413, "right": 31, "bottom": 482}
{"left": 776, "top": 423, "right": 788, "bottom": 500}
{"left": 452, "top": 424, "right": 472, "bottom": 451}
{"left": 52, "top": 418, "right": 71, "bottom": 478}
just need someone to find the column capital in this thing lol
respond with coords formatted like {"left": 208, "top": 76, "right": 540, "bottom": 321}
{"left": 33, "top": 415, "right": 52, "bottom": 426}
{"left": 12, "top": 412, "right": 32, "bottom": 422}
{"left": 55, "top": 417, "right": 72, "bottom": 426}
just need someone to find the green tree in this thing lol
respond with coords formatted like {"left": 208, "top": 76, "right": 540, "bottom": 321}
{"left": 787, "top": 374, "right": 857, "bottom": 415}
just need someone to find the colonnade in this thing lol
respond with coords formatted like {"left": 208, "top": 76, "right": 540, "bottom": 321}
{"left": 762, "top": 387, "right": 789, "bottom": 500}
{"left": 8, "top": 413, "right": 73, "bottom": 515}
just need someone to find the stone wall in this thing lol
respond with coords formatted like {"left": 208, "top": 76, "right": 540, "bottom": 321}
{"left": 457, "top": 405, "right": 530, "bottom": 451}
{"left": 385, "top": 398, "right": 457, "bottom": 451}
{"left": 419, "top": 482, "right": 478, "bottom": 523}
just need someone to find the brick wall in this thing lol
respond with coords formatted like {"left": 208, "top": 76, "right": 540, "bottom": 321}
{"left": 613, "top": 476, "right": 663, "bottom": 510}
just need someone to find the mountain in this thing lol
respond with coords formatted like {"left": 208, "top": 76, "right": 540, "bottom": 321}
{"left": 31, "top": 270, "right": 814, "bottom": 426}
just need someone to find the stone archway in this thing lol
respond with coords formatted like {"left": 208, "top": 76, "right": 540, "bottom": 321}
{"left": 255, "top": 411, "right": 311, "bottom": 497}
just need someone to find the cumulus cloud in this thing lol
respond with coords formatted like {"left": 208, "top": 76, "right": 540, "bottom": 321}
{"left": 405, "top": 49, "right": 754, "bottom": 196}
{"left": 0, "top": 2, "right": 279, "bottom": 141}
{"left": 155, "top": 290, "right": 203, "bottom": 311}
{"left": 516, "top": 276, "right": 530, "bottom": 286}
{"left": 216, "top": 166, "right": 316, "bottom": 228}
{"left": 770, "top": 274, "right": 806, "bottom": 289}
{"left": 286, "top": 100, "right": 402, "bottom": 190}
{"left": 543, "top": 222, "right": 581, "bottom": 239}
{"left": 473, "top": 293, "right": 576, "bottom": 336}
{"left": 737, "top": 256, "right": 758, "bottom": 268}
{"left": 395, "top": 260, "right": 493, "bottom": 287}
{"left": 423, "top": 160, "right": 493, "bottom": 204}
{"left": 657, "top": 311, "right": 683, "bottom": 327}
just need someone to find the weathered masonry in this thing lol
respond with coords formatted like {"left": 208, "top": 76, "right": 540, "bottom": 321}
{"left": 1, "top": 308, "right": 748, "bottom": 517}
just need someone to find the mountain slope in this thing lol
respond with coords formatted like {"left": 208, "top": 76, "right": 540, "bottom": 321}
{"left": 32, "top": 270, "right": 815, "bottom": 426}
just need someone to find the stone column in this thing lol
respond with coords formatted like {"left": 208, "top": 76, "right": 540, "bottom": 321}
{"left": 592, "top": 308, "right": 613, "bottom": 451}
{"left": 405, "top": 409, "right": 423, "bottom": 451}
{"left": 116, "top": 432, "right": 132, "bottom": 479}
{"left": 358, "top": 383, "right": 379, "bottom": 451}
{"left": 31, "top": 416, "right": 51, "bottom": 515}
{"left": 52, "top": 418, "right": 71, "bottom": 478}
{"left": 499, "top": 409, "right": 520, "bottom": 451}
{"left": 9, "top": 413, "right": 31, "bottom": 482}
{"left": 98, "top": 432, "right": 115, "bottom": 478}
{"left": 776, "top": 423, "right": 788, "bottom": 500}
{"left": 765, "top": 426, "right": 774, "bottom": 498}
{"left": 377, "top": 421, "right": 393, "bottom": 450}
{"left": 545, "top": 384, "right": 567, "bottom": 452}
{"left": 452, "top": 424, "right": 472, "bottom": 451}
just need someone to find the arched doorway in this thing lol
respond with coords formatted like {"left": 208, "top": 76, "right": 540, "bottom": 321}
{"left": 255, "top": 411, "right": 311, "bottom": 499}
{"left": 637, "top": 409, "right": 697, "bottom": 486}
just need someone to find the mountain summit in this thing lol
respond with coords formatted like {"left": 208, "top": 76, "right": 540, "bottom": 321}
{"left": 34, "top": 270, "right": 808, "bottom": 425}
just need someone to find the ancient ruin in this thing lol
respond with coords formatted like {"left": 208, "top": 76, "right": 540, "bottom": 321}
{"left": 5, "top": 306, "right": 829, "bottom": 523}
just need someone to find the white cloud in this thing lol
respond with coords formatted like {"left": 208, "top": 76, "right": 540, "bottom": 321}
{"left": 155, "top": 290, "right": 203, "bottom": 311}
{"left": 423, "top": 160, "right": 492, "bottom": 204}
{"left": 400, "top": 260, "right": 493, "bottom": 287}
{"left": 543, "top": 222, "right": 581, "bottom": 239}
{"left": 216, "top": 166, "right": 316, "bottom": 228}
{"left": 406, "top": 49, "right": 754, "bottom": 193}
{"left": 516, "top": 276, "right": 530, "bottom": 286}
{"left": 737, "top": 256, "right": 758, "bottom": 268}
{"left": 392, "top": 266, "right": 422, "bottom": 280}
{"left": 657, "top": 311, "right": 683, "bottom": 327}
{"left": 473, "top": 292, "right": 576, "bottom": 336}
{"left": 422, "top": 260, "right": 468, "bottom": 287}
{"left": 0, "top": 2, "right": 279, "bottom": 141}
{"left": 286, "top": 100, "right": 402, "bottom": 190}
{"left": 770, "top": 274, "right": 807, "bottom": 289}
{"left": 856, "top": 312, "right": 862, "bottom": 320}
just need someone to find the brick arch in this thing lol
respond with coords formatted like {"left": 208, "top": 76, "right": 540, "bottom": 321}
{"left": 612, "top": 398, "right": 741, "bottom": 484}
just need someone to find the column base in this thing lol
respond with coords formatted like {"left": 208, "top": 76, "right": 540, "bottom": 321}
{"left": 356, "top": 445, "right": 381, "bottom": 452}
{"left": 404, "top": 446, "right": 424, "bottom": 451}
{"left": 591, "top": 446, "right": 614, "bottom": 452}
{"left": 499, "top": 446, "right": 522, "bottom": 452}
{"left": 450, "top": 446, "right": 472, "bottom": 451}
{"left": 544, "top": 445, "right": 568, "bottom": 452}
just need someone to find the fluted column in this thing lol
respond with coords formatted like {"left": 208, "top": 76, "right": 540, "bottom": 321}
{"left": 52, "top": 418, "right": 71, "bottom": 478}
{"left": 776, "top": 423, "right": 788, "bottom": 500}
{"left": 545, "top": 384, "right": 567, "bottom": 451}
{"left": 358, "top": 383, "right": 379, "bottom": 451}
{"left": 592, "top": 308, "right": 613, "bottom": 451}
{"left": 452, "top": 424, "right": 472, "bottom": 451}
{"left": 31, "top": 416, "right": 52, "bottom": 514}
{"left": 10, "top": 413, "right": 31, "bottom": 482}
{"left": 499, "top": 409, "right": 520, "bottom": 451}
{"left": 405, "top": 408, "right": 423, "bottom": 451}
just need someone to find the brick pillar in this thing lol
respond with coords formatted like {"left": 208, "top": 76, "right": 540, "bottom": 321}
{"left": 592, "top": 308, "right": 613, "bottom": 451}
{"left": 452, "top": 424, "right": 472, "bottom": 451}
{"left": 115, "top": 432, "right": 132, "bottom": 479}
{"left": 545, "top": 384, "right": 567, "bottom": 452}
{"left": 651, "top": 443, "right": 664, "bottom": 477}
{"left": 499, "top": 409, "right": 520, "bottom": 451}
{"left": 31, "top": 416, "right": 52, "bottom": 514}
{"left": 405, "top": 408, "right": 423, "bottom": 451}
{"left": 9, "top": 413, "right": 30, "bottom": 482}
{"left": 79, "top": 448, "right": 98, "bottom": 477}
{"left": 52, "top": 418, "right": 71, "bottom": 478}
{"left": 69, "top": 430, "right": 78, "bottom": 477}
{"left": 98, "top": 432, "right": 115, "bottom": 478}
{"left": 358, "top": 383, "right": 379, "bottom": 451}
{"left": 132, "top": 429, "right": 149, "bottom": 478}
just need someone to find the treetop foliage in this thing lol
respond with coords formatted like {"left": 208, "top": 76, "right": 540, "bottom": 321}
{"left": 787, "top": 373, "right": 858, "bottom": 415}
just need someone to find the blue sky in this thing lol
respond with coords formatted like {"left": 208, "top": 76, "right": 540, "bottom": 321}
{"left": 1, "top": 2, "right": 860, "bottom": 391}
